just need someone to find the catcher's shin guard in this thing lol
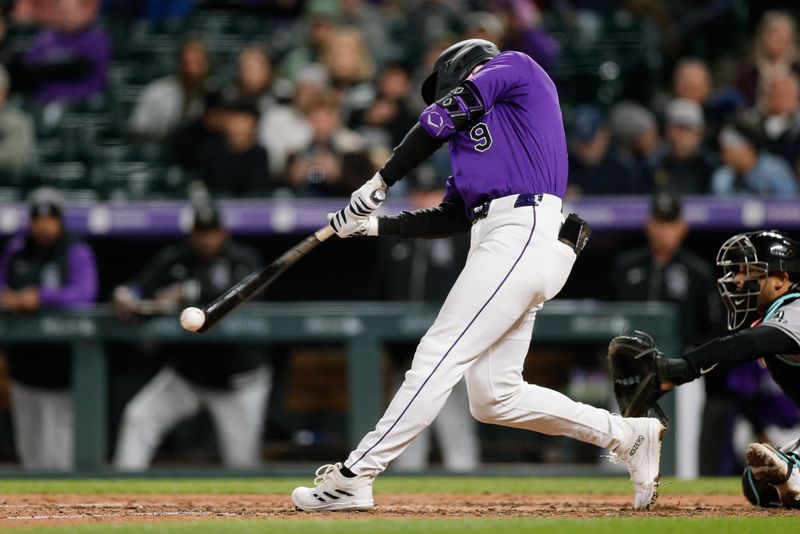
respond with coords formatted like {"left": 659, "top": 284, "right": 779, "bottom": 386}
{"left": 742, "top": 467, "right": 782, "bottom": 507}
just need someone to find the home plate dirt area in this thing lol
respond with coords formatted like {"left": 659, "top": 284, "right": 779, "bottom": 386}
{"left": 0, "top": 493, "right": 795, "bottom": 527}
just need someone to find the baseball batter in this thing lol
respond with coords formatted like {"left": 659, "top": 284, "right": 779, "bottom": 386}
{"left": 292, "top": 39, "right": 666, "bottom": 511}
{"left": 652, "top": 230, "right": 800, "bottom": 508}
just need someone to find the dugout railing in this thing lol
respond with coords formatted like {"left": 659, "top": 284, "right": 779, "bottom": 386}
{"left": 0, "top": 301, "right": 679, "bottom": 476}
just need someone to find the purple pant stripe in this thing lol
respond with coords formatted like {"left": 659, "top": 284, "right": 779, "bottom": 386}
{"left": 348, "top": 206, "right": 539, "bottom": 470}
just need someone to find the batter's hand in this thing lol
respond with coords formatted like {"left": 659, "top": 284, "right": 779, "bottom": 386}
{"left": 327, "top": 211, "right": 379, "bottom": 238}
{"left": 329, "top": 173, "right": 387, "bottom": 238}
{"left": 351, "top": 173, "right": 387, "bottom": 216}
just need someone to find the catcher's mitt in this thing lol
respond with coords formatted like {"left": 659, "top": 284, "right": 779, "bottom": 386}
{"left": 607, "top": 331, "right": 669, "bottom": 427}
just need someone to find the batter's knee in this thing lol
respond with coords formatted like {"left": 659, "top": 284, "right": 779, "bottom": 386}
{"left": 468, "top": 392, "right": 518, "bottom": 424}
{"left": 468, "top": 399, "right": 495, "bottom": 424}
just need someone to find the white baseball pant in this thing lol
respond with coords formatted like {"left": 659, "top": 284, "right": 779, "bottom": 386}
{"left": 346, "top": 193, "right": 627, "bottom": 476}
{"left": 10, "top": 382, "right": 73, "bottom": 471}
{"left": 114, "top": 365, "right": 270, "bottom": 470}
{"left": 393, "top": 378, "right": 480, "bottom": 472}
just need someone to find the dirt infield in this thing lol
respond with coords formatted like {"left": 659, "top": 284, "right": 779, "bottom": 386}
{"left": 0, "top": 493, "right": 796, "bottom": 527}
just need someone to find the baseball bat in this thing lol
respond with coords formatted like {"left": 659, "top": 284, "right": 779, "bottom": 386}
{"left": 194, "top": 225, "right": 334, "bottom": 333}
{"left": 192, "top": 189, "right": 385, "bottom": 333}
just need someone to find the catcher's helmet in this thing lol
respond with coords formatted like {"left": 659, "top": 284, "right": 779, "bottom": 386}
{"left": 716, "top": 230, "right": 800, "bottom": 330}
{"left": 421, "top": 39, "right": 500, "bottom": 105}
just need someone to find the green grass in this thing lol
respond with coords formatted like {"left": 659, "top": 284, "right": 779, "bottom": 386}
{"left": 1, "top": 477, "right": 792, "bottom": 533}
{"left": 0, "top": 476, "right": 740, "bottom": 495}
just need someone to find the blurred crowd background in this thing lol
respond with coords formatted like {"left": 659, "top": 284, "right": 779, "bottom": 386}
{"left": 0, "top": 0, "right": 798, "bottom": 200}
{"left": 0, "top": 0, "right": 798, "bottom": 475}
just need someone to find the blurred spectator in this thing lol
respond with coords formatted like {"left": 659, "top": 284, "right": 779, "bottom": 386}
{"left": 608, "top": 101, "right": 661, "bottom": 192}
{"left": 113, "top": 203, "right": 270, "bottom": 470}
{"left": 350, "top": 62, "right": 418, "bottom": 150}
{"left": 402, "top": 0, "right": 463, "bottom": 63}
{"left": 279, "top": 1, "right": 337, "bottom": 80}
{"left": 566, "top": 105, "right": 636, "bottom": 196}
{"left": 320, "top": 26, "right": 376, "bottom": 119}
{"left": 759, "top": 72, "right": 800, "bottom": 175}
{"left": 0, "top": 64, "right": 35, "bottom": 177}
{"left": 223, "top": 45, "right": 276, "bottom": 115}
{"left": 735, "top": 10, "right": 800, "bottom": 107}
{"left": 375, "top": 170, "right": 480, "bottom": 473}
{"left": 258, "top": 65, "right": 324, "bottom": 177}
{"left": 0, "top": 188, "right": 98, "bottom": 470}
{"left": 671, "top": 57, "right": 713, "bottom": 108}
{"left": 143, "top": 0, "right": 194, "bottom": 28}
{"left": 102, "top": 0, "right": 194, "bottom": 28}
{"left": 129, "top": 36, "right": 214, "bottom": 143}
{"left": 169, "top": 90, "right": 225, "bottom": 175}
{"left": 338, "top": 0, "right": 396, "bottom": 65}
{"left": 195, "top": 100, "right": 271, "bottom": 198}
{"left": 13, "top": 0, "right": 110, "bottom": 104}
{"left": 651, "top": 99, "right": 716, "bottom": 194}
{"left": 493, "top": 2, "right": 560, "bottom": 73}
{"left": 711, "top": 116, "right": 799, "bottom": 196}
{"left": 610, "top": 190, "right": 726, "bottom": 474}
{"left": 284, "top": 90, "right": 372, "bottom": 196}
{"left": 464, "top": 10, "right": 504, "bottom": 43}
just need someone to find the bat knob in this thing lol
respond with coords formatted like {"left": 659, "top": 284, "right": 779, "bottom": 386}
{"left": 370, "top": 189, "right": 386, "bottom": 204}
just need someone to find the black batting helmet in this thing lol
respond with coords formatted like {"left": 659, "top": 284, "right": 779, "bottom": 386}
{"left": 421, "top": 39, "right": 500, "bottom": 105}
{"left": 716, "top": 230, "right": 800, "bottom": 330}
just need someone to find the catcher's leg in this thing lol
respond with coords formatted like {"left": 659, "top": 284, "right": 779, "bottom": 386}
{"left": 745, "top": 442, "right": 800, "bottom": 508}
{"left": 742, "top": 465, "right": 782, "bottom": 507}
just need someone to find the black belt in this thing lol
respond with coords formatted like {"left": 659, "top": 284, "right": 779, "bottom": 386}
{"left": 470, "top": 194, "right": 543, "bottom": 222}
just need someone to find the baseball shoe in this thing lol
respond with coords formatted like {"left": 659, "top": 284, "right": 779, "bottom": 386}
{"left": 745, "top": 443, "right": 800, "bottom": 509}
{"left": 609, "top": 417, "right": 667, "bottom": 510}
{"left": 291, "top": 462, "right": 374, "bottom": 512}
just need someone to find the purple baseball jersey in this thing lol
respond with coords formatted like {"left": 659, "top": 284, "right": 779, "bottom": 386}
{"left": 25, "top": 25, "right": 111, "bottom": 104}
{"left": 435, "top": 51, "right": 568, "bottom": 210}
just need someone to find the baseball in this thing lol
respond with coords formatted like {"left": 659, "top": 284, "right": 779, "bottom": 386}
{"left": 180, "top": 307, "right": 205, "bottom": 332}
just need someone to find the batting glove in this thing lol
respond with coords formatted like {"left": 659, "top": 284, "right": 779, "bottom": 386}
{"left": 328, "top": 211, "right": 379, "bottom": 238}
{"left": 351, "top": 173, "right": 387, "bottom": 215}
{"left": 328, "top": 173, "right": 387, "bottom": 238}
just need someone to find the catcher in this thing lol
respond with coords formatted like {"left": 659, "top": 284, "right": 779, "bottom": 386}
{"left": 608, "top": 230, "right": 800, "bottom": 509}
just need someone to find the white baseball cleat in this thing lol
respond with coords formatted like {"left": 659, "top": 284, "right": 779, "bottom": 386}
{"left": 291, "top": 462, "right": 374, "bottom": 512}
{"left": 609, "top": 417, "right": 667, "bottom": 510}
{"left": 745, "top": 443, "right": 800, "bottom": 509}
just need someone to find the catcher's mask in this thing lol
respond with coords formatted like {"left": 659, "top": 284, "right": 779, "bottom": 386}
{"left": 716, "top": 230, "right": 799, "bottom": 330}
{"left": 421, "top": 39, "right": 500, "bottom": 105}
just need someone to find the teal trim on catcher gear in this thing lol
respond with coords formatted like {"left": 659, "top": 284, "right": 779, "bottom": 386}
{"left": 764, "top": 291, "right": 800, "bottom": 320}
{"left": 742, "top": 467, "right": 781, "bottom": 507}
{"left": 776, "top": 354, "right": 800, "bottom": 366}
{"left": 763, "top": 292, "right": 800, "bottom": 367}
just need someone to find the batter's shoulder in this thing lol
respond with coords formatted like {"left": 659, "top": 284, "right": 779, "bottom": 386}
{"left": 489, "top": 50, "right": 538, "bottom": 70}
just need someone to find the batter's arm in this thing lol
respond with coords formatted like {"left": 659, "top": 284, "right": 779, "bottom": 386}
{"left": 379, "top": 124, "right": 445, "bottom": 185}
{"left": 377, "top": 193, "right": 471, "bottom": 239}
